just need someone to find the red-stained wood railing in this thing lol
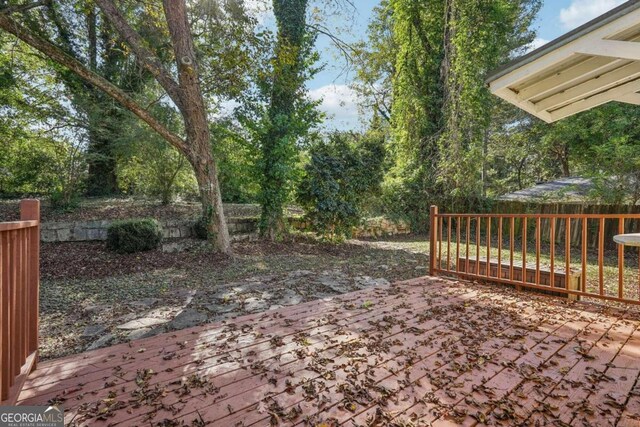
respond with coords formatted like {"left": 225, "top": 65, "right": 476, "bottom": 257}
{"left": 429, "top": 205, "right": 640, "bottom": 306}
{"left": 0, "top": 199, "right": 40, "bottom": 405}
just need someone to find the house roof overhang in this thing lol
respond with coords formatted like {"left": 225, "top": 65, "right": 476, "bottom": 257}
{"left": 486, "top": 0, "right": 640, "bottom": 123}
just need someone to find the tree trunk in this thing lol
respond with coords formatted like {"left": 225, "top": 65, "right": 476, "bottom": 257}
{"left": 188, "top": 145, "right": 230, "bottom": 252}
{"left": 260, "top": 0, "right": 308, "bottom": 240}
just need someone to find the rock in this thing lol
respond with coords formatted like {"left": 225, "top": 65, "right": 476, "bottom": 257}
{"left": 117, "top": 317, "right": 168, "bottom": 330}
{"left": 129, "top": 298, "right": 160, "bottom": 309}
{"left": 280, "top": 291, "right": 303, "bottom": 306}
{"left": 318, "top": 276, "right": 350, "bottom": 294}
{"left": 354, "top": 276, "right": 390, "bottom": 289}
{"left": 87, "top": 334, "right": 114, "bottom": 351}
{"left": 243, "top": 297, "right": 269, "bottom": 313}
{"left": 127, "top": 328, "right": 153, "bottom": 341}
{"left": 83, "top": 304, "right": 112, "bottom": 315}
{"left": 287, "top": 270, "right": 313, "bottom": 279}
{"left": 168, "top": 309, "right": 208, "bottom": 330}
{"left": 81, "top": 325, "right": 106, "bottom": 339}
{"left": 205, "top": 302, "right": 239, "bottom": 314}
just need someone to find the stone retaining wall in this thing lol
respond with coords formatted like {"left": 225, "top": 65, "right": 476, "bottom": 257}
{"left": 40, "top": 218, "right": 258, "bottom": 243}
{"left": 40, "top": 216, "right": 410, "bottom": 243}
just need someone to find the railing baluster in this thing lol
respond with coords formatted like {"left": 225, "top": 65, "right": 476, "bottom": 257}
{"left": 510, "top": 217, "right": 514, "bottom": 281}
{"left": 522, "top": 217, "right": 527, "bottom": 288}
{"left": 10, "top": 230, "right": 18, "bottom": 382}
{"left": 536, "top": 217, "right": 541, "bottom": 284}
{"left": 599, "top": 217, "right": 604, "bottom": 296}
{"left": 439, "top": 216, "right": 444, "bottom": 271}
{"left": 566, "top": 218, "right": 571, "bottom": 293}
{"left": 498, "top": 217, "right": 503, "bottom": 279}
{"left": 550, "top": 218, "right": 555, "bottom": 288}
{"left": 487, "top": 216, "right": 492, "bottom": 278}
{"left": 466, "top": 217, "right": 471, "bottom": 275}
{"left": 447, "top": 217, "right": 451, "bottom": 272}
{"left": 476, "top": 217, "right": 481, "bottom": 275}
{"left": 456, "top": 216, "right": 461, "bottom": 273}
{"left": 619, "top": 218, "right": 625, "bottom": 299}
{"left": 582, "top": 218, "right": 587, "bottom": 294}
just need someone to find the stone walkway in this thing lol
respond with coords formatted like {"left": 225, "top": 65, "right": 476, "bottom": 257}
{"left": 81, "top": 269, "right": 390, "bottom": 352}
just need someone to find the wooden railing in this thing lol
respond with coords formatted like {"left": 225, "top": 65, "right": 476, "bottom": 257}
{"left": 0, "top": 199, "right": 40, "bottom": 405}
{"left": 429, "top": 205, "right": 640, "bottom": 306}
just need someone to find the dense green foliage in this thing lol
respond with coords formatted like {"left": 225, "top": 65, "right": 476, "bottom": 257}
{"left": 298, "top": 131, "right": 386, "bottom": 240}
{"left": 256, "top": 0, "right": 320, "bottom": 239}
{"left": 2, "top": 0, "right": 640, "bottom": 244}
{"left": 106, "top": 218, "right": 163, "bottom": 254}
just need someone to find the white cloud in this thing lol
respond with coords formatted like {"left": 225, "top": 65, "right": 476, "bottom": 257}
{"left": 308, "top": 84, "right": 362, "bottom": 131}
{"left": 525, "top": 37, "right": 550, "bottom": 53}
{"left": 559, "top": 0, "right": 626, "bottom": 30}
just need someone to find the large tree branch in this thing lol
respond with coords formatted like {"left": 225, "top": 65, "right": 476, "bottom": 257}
{"left": 94, "top": 0, "right": 185, "bottom": 112}
{"left": 162, "top": 0, "right": 210, "bottom": 152}
{"left": 0, "top": 12, "right": 188, "bottom": 153}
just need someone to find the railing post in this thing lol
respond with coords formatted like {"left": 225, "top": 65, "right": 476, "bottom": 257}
{"left": 429, "top": 206, "right": 438, "bottom": 276}
{"left": 20, "top": 199, "right": 39, "bottom": 367}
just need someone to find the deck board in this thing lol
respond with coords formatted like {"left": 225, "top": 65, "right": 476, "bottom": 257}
{"left": 18, "top": 276, "right": 640, "bottom": 426}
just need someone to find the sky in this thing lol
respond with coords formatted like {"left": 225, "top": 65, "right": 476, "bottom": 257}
{"left": 300, "top": 0, "right": 628, "bottom": 131}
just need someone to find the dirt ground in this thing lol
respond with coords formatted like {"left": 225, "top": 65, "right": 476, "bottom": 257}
{"left": 39, "top": 235, "right": 430, "bottom": 360}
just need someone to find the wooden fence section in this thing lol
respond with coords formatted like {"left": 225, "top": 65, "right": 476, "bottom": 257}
{"left": 0, "top": 199, "right": 40, "bottom": 405}
{"left": 429, "top": 205, "right": 640, "bottom": 306}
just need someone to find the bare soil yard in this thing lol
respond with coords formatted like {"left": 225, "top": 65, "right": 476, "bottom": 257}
{"left": 39, "top": 235, "right": 429, "bottom": 360}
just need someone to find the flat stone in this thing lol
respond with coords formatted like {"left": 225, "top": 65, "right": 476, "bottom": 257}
{"left": 117, "top": 317, "right": 167, "bottom": 330}
{"left": 354, "top": 276, "right": 390, "bottom": 289}
{"left": 83, "top": 304, "right": 112, "bottom": 315}
{"left": 168, "top": 309, "right": 208, "bottom": 330}
{"left": 81, "top": 325, "right": 106, "bottom": 339}
{"left": 205, "top": 302, "right": 239, "bottom": 314}
{"left": 318, "top": 276, "right": 350, "bottom": 294}
{"left": 129, "top": 298, "right": 160, "bottom": 309}
{"left": 87, "top": 334, "right": 114, "bottom": 350}
{"left": 127, "top": 328, "right": 153, "bottom": 341}
{"left": 244, "top": 297, "right": 269, "bottom": 313}
{"left": 280, "top": 291, "right": 303, "bottom": 306}
{"left": 288, "top": 270, "right": 313, "bottom": 278}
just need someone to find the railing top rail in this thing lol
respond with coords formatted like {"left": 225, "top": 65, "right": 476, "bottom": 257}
{"left": 0, "top": 220, "right": 39, "bottom": 232}
{"left": 435, "top": 213, "right": 640, "bottom": 219}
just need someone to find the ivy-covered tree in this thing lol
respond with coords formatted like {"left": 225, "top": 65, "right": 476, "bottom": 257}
{"left": 258, "top": 0, "right": 317, "bottom": 240}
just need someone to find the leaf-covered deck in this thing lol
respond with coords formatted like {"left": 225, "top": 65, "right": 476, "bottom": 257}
{"left": 18, "top": 276, "right": 640, "bottom": 426}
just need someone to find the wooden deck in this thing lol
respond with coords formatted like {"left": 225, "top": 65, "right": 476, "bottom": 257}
{"left": 18, "top": 276, "right": 640, "bottom": 426}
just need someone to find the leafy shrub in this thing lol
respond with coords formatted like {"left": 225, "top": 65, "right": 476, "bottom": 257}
{"left": 297, "top": 132, "right": 386, "bottom": 240}
{"left": 50, "top": 189, "right": 81, "bottom": 212}
{"left": 106, "top": 218, "right": 163, "bottom": 254}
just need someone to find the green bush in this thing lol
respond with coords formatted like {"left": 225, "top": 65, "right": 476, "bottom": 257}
{"left": 297, "top": 131, "right": 386, "bottom": 240}
{"left": 106, "top": 218, "right": 163, "bottom": 254}
{"left": 50, "top": 189, "right": 81, "bottom": 212}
